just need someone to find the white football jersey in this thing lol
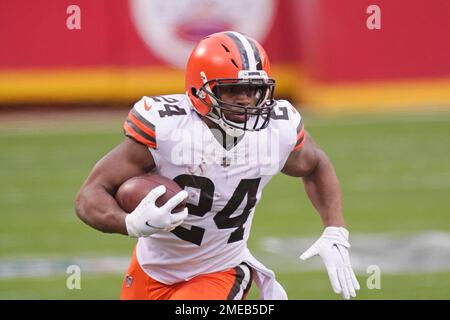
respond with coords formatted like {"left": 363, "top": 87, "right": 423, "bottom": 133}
{"left": 123, "top": 94, "right": 305, "bottom": 284}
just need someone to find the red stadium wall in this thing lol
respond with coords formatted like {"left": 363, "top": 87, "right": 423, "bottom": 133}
{"left": 295, "top": 0, "right": 450, "bottom": 81}
{"left": 292, "top": 0, "right": 450, "bottom": 112}
{"left": 0, "top": 0, "right": 296, "bottom": 69}
{"left": 0, "top": 0, "right": 296, "bottom": 103}
{"left": 0, "top": 0, "right": 449, "bottom": 112}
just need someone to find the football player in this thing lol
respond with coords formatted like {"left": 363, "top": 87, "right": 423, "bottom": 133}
{"left": 75, "top": 31, "right": 360, "bottom": 300}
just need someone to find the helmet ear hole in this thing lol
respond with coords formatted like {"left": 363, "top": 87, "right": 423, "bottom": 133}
{"left": 191, "top": 87, "right": 197, "bottom": 97}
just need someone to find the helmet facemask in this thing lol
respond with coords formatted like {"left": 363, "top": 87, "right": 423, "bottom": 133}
{"left": 196, "top": 73, "right": 276, "bottom": 136}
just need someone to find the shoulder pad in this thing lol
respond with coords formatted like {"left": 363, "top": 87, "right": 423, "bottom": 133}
{"left": 123, "top": 95, "right": 189, "bottom": 149}
{"left": 271, "top": 99, "right": 305, "bottom": 152}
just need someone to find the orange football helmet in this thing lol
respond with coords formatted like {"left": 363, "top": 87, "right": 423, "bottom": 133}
{"left": 185, "top": 31, "right": 275, "bottom": 136}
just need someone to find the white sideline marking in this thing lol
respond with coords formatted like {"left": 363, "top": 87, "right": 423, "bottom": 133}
{"left": 1, "top": 231, "right": 450, "bottom": 279}
{"left": 0, "top": 256, "right": 130, "bottom": 279}
{"left": 349, "top": 173, "right": 450, "bottom": 191}
{"left": 258, "top": 231, "right": 450, "bottom": 274}
{"left": 306, "top": 110, "right": 450, "bottom": 127}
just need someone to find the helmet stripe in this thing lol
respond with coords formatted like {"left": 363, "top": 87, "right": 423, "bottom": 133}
{"left": 225, "top": 31, "right": 258, "bottom": 71}
{"left": 224, "top": 32, "right": 249, "bottom": 69}
{"left": 245, "top": 37, "right": 262, "bottom": 70}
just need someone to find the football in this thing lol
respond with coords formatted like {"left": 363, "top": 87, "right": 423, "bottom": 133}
{"left": 115, "top": 173, "right": 187, "bottom": 213}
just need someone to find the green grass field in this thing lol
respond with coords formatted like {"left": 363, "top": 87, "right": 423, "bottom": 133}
{"left": 1, "top": 109, "right": 450, "bottom": 299}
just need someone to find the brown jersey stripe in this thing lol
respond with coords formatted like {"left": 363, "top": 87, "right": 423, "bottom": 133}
{"left": 123, "top": 122, "right": 156, "bottom": 148}
{"left": 226, "top": 267, "right": 245, "bottom": 300}
{"left": 241, "top": 263, "right": 253, "bottom": 299}
{"left": 125, "top": 119, "right": 156, "bottom": 144}
{"left": 128, "top": 112, "right": 156, "bottom": 139}
{"left": 296, "top": 118, "right": 304, "bottom": 134}
{"left": 293, "top": 134, "right": 306, "bottom": 151}
{"left": 297, "top": 126, "right": 305, "bottom": 140}
{"left": 130, "top": 108, "right": 156, "bottom": 132}
{"left": 245, "top": 36, "right": 262, "bottom": 70}
{"left": 296, "top": 132, "right": 305, "bottom": 146}
{"left": 224, "top": 32, "right": 249, "bottom": 70}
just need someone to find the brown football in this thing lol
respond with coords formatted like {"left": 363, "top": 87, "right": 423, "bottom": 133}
{"left": 115, "top": 173, "right": 186, "bottom": 213}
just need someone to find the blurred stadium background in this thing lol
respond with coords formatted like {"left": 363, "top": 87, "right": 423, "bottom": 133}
{"left": 1, "top": 0, "right": 450, "bottom": 299}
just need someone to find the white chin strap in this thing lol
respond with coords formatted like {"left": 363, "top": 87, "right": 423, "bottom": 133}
{"left": 185, "top": 91, "right": 244, "bottom": 137}
{"left": 196, "top": 71, "right": 261, "bottom": 137}
{"left": 206, "top": 110, "right": 245, "bottom": 137}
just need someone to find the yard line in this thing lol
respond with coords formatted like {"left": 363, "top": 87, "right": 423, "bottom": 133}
{"left": 1, "top": 231, "right": 450, "bottom": 279}
{"left": 259, "top": 231, "right": 450, "bottom": 274}
{"left": 306, "top": 110, "right": 450, "bottom": 127}
{"left": 0, "top": 256, "right": 130, "bottom": 279}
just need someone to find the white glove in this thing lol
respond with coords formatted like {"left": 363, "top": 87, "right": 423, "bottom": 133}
{"left": 125, "top": 185, "right": 188, "bottom": 238}
{"left": 300, "top": 226, "right": 360, "bottom": 299}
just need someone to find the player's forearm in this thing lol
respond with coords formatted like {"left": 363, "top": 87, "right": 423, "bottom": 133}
{"left": 75, "top": 185, "right": 128, "bottom": 235}
{"left": 302, "top": 150, "right": 345, "bottom": 227}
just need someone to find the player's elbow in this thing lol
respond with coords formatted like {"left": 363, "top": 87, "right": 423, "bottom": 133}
{"left": 74, "top": 187, "right": 91, "bottom": 225}
{"left": 313, "top": 148, "right": 331, "bottom": 172}
{"left": 301, "top": 148, "right": 330, "bottom": 179}
{"left": 74, "top": 189, "right": 85, "bottom": 221}
{"left": 74, "top": 185, "right": 122, "bottom": 234}
{"left": 316, "top": 148, "right": 330, "bottom": 168}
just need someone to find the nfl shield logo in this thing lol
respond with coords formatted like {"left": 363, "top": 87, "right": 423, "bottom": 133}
{"left": 221, "top": 157, "right": 231, "bottom": 168}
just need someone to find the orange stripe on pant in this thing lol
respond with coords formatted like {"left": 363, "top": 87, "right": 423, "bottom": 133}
{"left": 120, "top": 249, "right": 252, "bottom": 300}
